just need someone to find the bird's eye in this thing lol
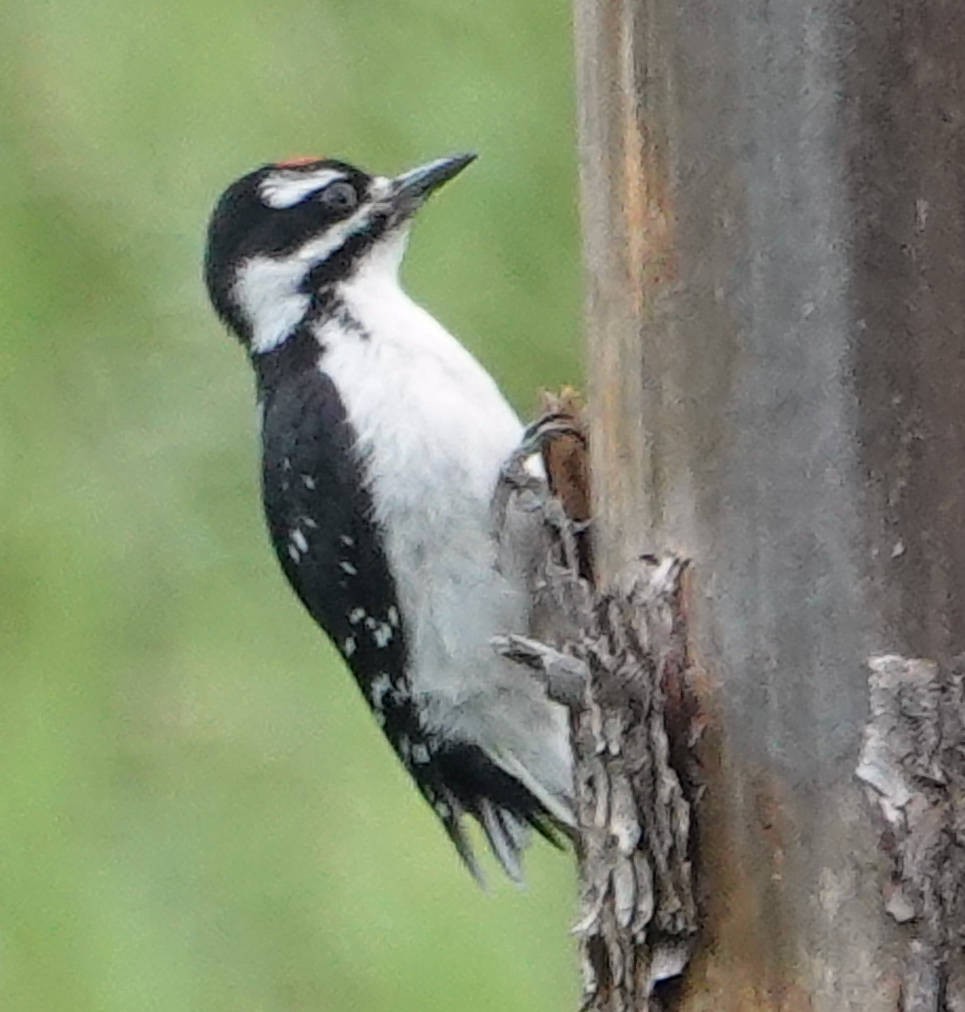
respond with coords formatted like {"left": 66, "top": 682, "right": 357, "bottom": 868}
{"left": 321, "top": 181, "right": 358, "bottom": 211}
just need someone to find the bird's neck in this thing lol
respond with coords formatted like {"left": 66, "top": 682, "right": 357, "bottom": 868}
{"left": 238, "top": 229, "right": 410, "bottom": 357}
{"left": 250, "top": 262, "right": 415, "bottom": 395}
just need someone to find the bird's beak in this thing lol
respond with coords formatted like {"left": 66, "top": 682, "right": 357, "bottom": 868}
{"left": 389, "top": 153, "right": 477, "bottom": 215}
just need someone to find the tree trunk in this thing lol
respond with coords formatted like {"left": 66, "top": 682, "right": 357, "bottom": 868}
{"left": 572, "top": 0, "right": 965, "bottom": 1007}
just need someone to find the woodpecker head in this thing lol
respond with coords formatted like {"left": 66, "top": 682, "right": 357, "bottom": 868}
{"left": 204, "top": 153, "right": 476, "bottom": 353}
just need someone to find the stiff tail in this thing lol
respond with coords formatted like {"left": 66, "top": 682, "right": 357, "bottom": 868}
{"left": 423, "top": 740, "right": 574, "bottom": 886}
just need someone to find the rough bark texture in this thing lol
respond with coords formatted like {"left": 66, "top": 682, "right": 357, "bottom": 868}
{"left": 856, "top": 655, "right": 965, "bottom": 1011}
{"left": 573, "top": 0, "right": 965, "bottom": 1007}
{"left": 493, "top": 411, "right": 699, "bottom": 1012}
{"left": 571, "top": 558, "right": 698, "bottom": 1010}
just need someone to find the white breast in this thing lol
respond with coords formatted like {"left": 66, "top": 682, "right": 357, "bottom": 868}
{"left": 316, "top": 263, "right": 528, "bottom": 698}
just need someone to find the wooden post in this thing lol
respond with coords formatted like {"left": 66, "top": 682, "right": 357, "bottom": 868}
{"left": 574, "top": 0, "right": 965, "bottom": 1007}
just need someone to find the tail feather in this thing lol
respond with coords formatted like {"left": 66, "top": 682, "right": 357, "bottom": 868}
{"left": 479, "top": 799, "right": 527, "bottom": 883}
{"left": 422, "top": 740, "right": 574, "bottom": 884}
{"left": 437, "top": 794, "right": 487, "bottom": 886}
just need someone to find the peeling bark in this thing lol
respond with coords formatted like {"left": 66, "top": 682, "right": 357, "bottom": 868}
{"left": 857, "top": 655, "right": 965, "bottom": 1011}
{"left": 493, "top": 414, "right": 699, "bottom": 1012}
{"left": 572, "top": 558, "right": 698, "bottom": 1011}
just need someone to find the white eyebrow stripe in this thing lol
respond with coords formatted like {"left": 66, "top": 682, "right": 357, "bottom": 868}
{"left": 260, "top": 169, "right": 346, "bottom": 209}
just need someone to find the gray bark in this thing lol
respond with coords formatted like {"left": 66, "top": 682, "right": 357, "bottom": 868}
{"left": 572, "top": 0, "right": 965, "bottom": 1007}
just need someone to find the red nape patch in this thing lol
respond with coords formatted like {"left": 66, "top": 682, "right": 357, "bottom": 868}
{"left": 274, "top": 155, "right": 324, "bottom": 168}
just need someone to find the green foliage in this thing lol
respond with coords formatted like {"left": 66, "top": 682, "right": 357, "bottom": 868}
{"left": 0, "top": 0, "right": 582, "bottom": 1008}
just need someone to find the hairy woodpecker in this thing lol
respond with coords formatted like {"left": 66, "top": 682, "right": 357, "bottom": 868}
{"left": 203, "top": 153, "right": 575, "bottom": 881}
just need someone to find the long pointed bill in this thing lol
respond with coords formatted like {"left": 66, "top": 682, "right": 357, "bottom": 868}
{"left": 390, "top": 153, "right": 477, "bottom": 213}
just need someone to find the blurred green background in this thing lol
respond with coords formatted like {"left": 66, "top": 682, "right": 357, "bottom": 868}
{"left": 0, "top": 0, "right": 582, "bottom": 1009}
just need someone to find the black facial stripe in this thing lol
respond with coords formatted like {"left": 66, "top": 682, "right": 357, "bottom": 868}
{"left": 238, "top": 187, "right": 363, "bottom": 260}
{"left": 300, "top": 210, "right": 394, "bottom": 292}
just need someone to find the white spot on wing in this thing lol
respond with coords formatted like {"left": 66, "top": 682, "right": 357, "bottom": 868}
{"left": 391, "top": 682, "right": 409, "bottom": 702}
{"left": 339, "top": 561, "right": 358, "bottom": 575}
{"left": 301, "top": 474, "right": 317, "bottom": 490}
{"left": 348, "top": 608, "right": 366, "bottom": 624}
{"left": 339, "top": 534, "right": 354, "bottom": 547}
{"left": 411, "top": 742, "right": 430, "bottom": 764}
{"left": 370, "top": 673, "right": 391, "bottom": 709}
{"left": 387, "top": 605, "right": 400, "bottom": 628}
{"left": 288, "top": 545, "right": 301, "bottom": 563}
{"left": 343, "top": 636, "right": 356, "bottom": 657}
{"left": 290, "top": 529, "right": 309, "bottom": 553}
{"left": 373, "top": 623, "right": 392, "bottom": 648}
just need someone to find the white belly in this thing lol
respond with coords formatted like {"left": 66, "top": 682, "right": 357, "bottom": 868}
{"left": 316, "top": 278, "right": 527, "bottom": 703}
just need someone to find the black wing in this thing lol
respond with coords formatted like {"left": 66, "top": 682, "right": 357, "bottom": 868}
{"left": 260, "top": 358, "right": 405, "bottom": 699}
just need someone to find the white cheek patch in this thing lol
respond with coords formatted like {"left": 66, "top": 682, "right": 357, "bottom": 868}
{"left": 233, "top": 258, "right": 311, "bottom": 354}
{"left": 260, "top": 168, "right": 346, "bottom": 209}
{"left": 233, "top": 202, "right": 378, "bottom": 354}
